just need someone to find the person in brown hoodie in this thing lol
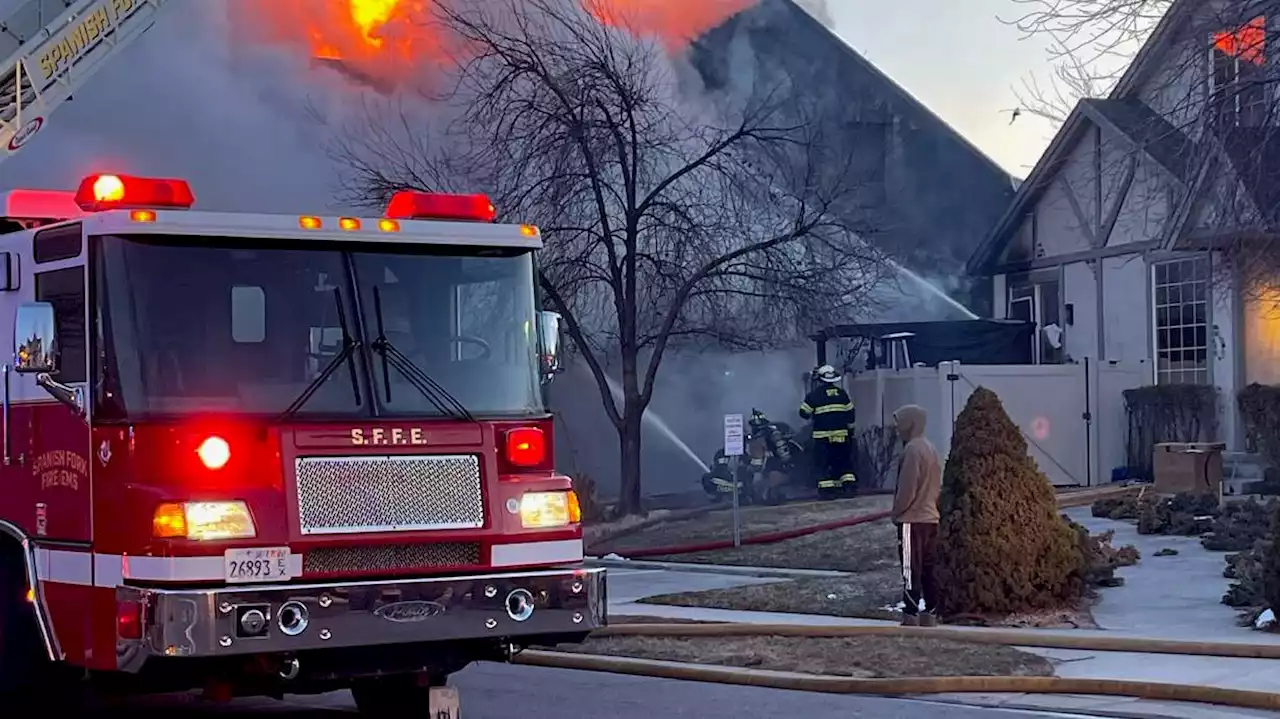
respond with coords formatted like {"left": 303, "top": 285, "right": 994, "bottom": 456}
{"left": 891, "top": 404, "right": 942, "bottom": 627}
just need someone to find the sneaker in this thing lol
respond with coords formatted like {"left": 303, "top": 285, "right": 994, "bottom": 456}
{"left": 900, "top": 614, "right": 919, "bottom": 627}
{"left": 918, "top": 612, "right": 938, "bottom": 627}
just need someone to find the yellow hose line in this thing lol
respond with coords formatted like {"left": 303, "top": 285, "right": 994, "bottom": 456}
{"left": 1055, "top": 484, "right": 1140, "bottom": 509}
{"left": 516, "top": 650, "right": 1280, "bottom": 710}
{"left": 595, "top": 622, "right": 1280, "bottom": 659}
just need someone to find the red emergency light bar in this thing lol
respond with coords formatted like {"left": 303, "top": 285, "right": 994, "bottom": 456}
{"left": 0, "top": 189, "right": 84, "bottom": 221}
{"left": 74, "top": 174, "right": 196, "bottom": 212}
{"left": 385, "top": 191, "right": 497, "bottom": 223}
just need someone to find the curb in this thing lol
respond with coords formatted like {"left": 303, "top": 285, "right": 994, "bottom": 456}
{"left": 592, "top": 622, "right": 1280, "bottom": 659}
{"left": 515, "top": 650, "right": 1280, "bottom": 711}
{"left": 584, "top": 559, "right": 850, "bottom": 579}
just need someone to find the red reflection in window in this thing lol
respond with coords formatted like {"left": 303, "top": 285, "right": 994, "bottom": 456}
{"left": 1214, "top": 16, "right": 1266, "bottom": 65}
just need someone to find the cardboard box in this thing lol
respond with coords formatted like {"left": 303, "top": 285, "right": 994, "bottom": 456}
{"left": 1152, "top": 442, "right": 1224, "bottom": 495}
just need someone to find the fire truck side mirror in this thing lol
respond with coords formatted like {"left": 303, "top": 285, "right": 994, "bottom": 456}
{"left": 537, "top": 310, "right": 565, "bottom": 380}
{"left": 14, "top": 302, "right": 57, "bottom": 374}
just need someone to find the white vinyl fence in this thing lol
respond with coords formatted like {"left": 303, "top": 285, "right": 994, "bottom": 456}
{"left": 849, "top": 360, "right": 1150, "bottom": 487}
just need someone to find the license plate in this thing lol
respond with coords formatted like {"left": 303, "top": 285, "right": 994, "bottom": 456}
{"left": 224, "top": 547, "right": 292, "bottom": 584}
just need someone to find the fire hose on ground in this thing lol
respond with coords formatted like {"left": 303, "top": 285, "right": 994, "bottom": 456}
{"left": 516, "top": 648, "right": 1280, "bottom": 711}
{"left": 593, "top": 485, "right": 1139, "bottom": 560}
{"left": 517, "top": 620, "right": 1280, "bottom": 711}
{"left": 553, "top": 486, "right": 1273, "bottom": 708}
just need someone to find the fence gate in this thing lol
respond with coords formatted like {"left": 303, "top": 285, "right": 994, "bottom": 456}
{"left": 940, "top": 362, "right": 1092, "bottom": 487}
{"left": 849, "top": 359, "right": 1148, "bottom": 488}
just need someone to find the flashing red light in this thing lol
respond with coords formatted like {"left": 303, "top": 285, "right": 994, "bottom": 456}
{"left": 504, "top": 427, "right": 547, "bottom": 468}
{"left": 0, "top": 189, "right": 85, "bottom": 221}
{"left": 385, "top": 191, "right": 497, "bottom": 223}
{"left": 73, "top": 174, "right": 196, "bottom": 211}
{"left": 116, "top": 599, "right": 143, "bottom": 640}
{"left": 196, "top": 436, "right": 231, "bottom": 470}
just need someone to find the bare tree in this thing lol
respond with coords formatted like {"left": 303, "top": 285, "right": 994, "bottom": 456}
{"left": 324, "top": 0, "right": 889, "bottom": 514}
{"left": 1003, "top": 0, "right": 1280, "bottom": 304}
{"left": 1006, "top": 0, "right": 1170, "bottom": 123}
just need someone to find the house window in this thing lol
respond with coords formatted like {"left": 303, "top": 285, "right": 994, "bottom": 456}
{"left": 1210, "top": 15, "right": 1268, "bottom": 127}
{"left": 1008, "top": 274, "right": 1063, "bottom": 364}
{"left": 1152, "top": 257, "right": 1209, "bottom": 385}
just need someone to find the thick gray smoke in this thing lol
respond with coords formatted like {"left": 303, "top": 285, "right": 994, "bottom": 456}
{"left": 0, "top": 1, "right": 349, "bottom": 214}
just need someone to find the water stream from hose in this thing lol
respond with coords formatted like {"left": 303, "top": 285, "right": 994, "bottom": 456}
{"left": 886, "top": 258, "right": 980, "bottom": 320}
{"left": 604, "top": 374, "right": 710, "bottom": 473}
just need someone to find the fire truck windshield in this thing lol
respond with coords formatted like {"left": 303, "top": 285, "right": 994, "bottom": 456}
{"left": 93, "top": 234, "right": 545, "bottom": 420}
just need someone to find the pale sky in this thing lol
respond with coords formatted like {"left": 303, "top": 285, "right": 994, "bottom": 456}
{"left": 829, "top": 0, "right": 1061, "bottom": 177}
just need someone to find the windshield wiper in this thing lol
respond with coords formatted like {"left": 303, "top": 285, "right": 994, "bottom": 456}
{"left": 370, "top": 286, "right": 476, "bottom": 423}
{"left": 275, "top": 287, "right": 362, "bottom": 422}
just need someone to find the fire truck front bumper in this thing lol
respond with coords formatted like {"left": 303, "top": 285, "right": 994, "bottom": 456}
{"left": 114, "top": 567, "right": 605, "bottom": 671}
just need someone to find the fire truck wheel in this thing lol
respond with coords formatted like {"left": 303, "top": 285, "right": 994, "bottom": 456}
{"left": 0, "top": 548, "right": 44, "bottom": 696}
{"left": 351, "top": 673, "right": 449, "bottom": 714}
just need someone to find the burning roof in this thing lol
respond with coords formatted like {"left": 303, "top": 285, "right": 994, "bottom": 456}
{"left": 232, "top": 0, "right": 755, "bottom": 92}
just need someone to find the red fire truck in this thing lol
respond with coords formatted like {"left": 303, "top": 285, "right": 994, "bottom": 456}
{"left": 0, "top": 173, "right": 605, "bottom": 711}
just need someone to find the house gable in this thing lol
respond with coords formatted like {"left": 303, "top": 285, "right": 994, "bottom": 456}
{"left": 970, "top": 0, "right": 1206, "bottom": 274}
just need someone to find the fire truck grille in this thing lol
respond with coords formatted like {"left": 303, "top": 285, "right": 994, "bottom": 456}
{"left": 294, "top": 454, "right": 485, "bottom": 535}
{"left": 303, "top": 542, "right": 482, "bottom": 575}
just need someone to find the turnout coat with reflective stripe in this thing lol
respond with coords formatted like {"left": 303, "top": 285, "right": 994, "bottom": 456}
{"left": 799, "top": 385, "right": 855, "bottom": 440}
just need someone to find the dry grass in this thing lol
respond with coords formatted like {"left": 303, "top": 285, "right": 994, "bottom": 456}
{"left": 647, "top": 517, "right": 900, "bottom": 573}
{"left": 640, "top": 574, "right": 1100, "bottom": 629}
{"left": 641, "top": 574, "right": 903, "bottom": 621}
{"left": 562, "top": 634, "right": 1053, "bottom": 678}
{"left": 597, "top": 495, "right": 892, "bottom": 557}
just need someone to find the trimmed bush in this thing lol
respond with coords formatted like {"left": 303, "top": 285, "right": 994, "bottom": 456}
{"left": 1239, "top": 384, "right": 1280, "bottom": 467}
{"left": 854, "top": 426, "right": 899, "bottom": 490}
{"left": 935, "top": 387, "right": 1085, "bottom": 616}
{"left": 1123, "top": 384, "right": 1218, "bottom": 480}
{"left": 1091, "top": 496, "right": 1139, "bottom": 520}
{"left": 1203, "top": 499, "right": 1276, "bottom": 552}
{"left": 1064, "top": 518, "right": 1140, "bottom": 588}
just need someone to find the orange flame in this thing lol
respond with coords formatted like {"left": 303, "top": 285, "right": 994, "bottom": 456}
{"left": 1214, "top": 15, "right": 1266, "bottom": 66}
{"left": 229, "top": 0, "right": 750, "bottom": 91}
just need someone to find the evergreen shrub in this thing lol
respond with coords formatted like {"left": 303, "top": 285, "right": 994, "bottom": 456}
{"left": 935, "top": 387, "right": 1085, "bottom": 616}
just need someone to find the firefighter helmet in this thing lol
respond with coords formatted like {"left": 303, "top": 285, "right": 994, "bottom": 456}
{"left": 815, "top": 364, "right": 840, "bottom": 383}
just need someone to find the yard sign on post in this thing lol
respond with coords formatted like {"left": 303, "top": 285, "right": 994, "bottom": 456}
{"left": 723, "top": 413, "right": 744, "bottom": 547}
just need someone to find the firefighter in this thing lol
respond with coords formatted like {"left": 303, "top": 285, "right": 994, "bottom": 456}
{"left": 701, "top": 447, "right": 737, "bottom": 502}
{"left": 799, "top": 364, "right": 857, "bottom": 499}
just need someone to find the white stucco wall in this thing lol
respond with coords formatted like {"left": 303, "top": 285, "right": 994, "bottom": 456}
{"left": 1063, "top": 261, "right": 1098, "bottom": 360}
{"left": 1100, "top": 255, "right": 1151, "bottom": 364}
{"left": 1108, "top": 155, "right": 1174, "bottom": 245}
{"left": 1209, "top": 258, "right": 1239, "bottom": 447}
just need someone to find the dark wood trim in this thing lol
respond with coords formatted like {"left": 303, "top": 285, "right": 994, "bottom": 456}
{"left": 1099, "top": 154, "right": 1139, "bottom": 247}
{"left": 991, "top": 239, "right": 1162, "bottom": 274}
{"left": 1061, "top": 179, "right": 1099, "bottom": 247}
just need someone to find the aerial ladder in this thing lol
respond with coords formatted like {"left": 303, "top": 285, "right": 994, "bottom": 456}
{"left": 1, "top": 0, "right": 171, "bottom": 164}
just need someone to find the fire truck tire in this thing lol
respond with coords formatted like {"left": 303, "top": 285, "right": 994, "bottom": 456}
{"left": 0, "top": 547, "right": 44, "bottom": 696}
{"left": 350, "top": 673, "right": 449, "bottom": 714}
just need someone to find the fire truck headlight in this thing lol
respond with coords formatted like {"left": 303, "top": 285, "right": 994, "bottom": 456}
{"left": 153, "top": 501, "right": 257, "bottom": 541}
{"left": 519, "top": 491, "right": 581, "bottom": 529}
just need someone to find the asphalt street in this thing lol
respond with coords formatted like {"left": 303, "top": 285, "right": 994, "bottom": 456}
{"left": 108, "top": 663, "right": 1106, "bottom": 718}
